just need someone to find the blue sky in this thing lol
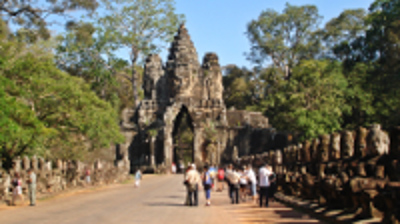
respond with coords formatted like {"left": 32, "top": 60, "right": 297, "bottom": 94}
{"left": 168, "top": 0, "right": 375, "bottom": 68}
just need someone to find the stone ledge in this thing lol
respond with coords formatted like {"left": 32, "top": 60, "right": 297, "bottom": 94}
{"left": 274, "top": 192, "right": 382, "bottom": 224}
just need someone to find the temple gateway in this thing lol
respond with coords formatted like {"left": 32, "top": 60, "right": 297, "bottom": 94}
{"left": 119, "top": 25, "right": 281, "bottom": 172}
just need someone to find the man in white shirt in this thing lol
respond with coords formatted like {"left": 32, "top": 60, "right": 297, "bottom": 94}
{"left": 225, "top": 164, "right": 241, "bottom": 204}
{"left": 258, "top": 163, "right": 272, "bottom": 207}
{"left": 185, "top": 164, "right": 201, "bottom": 206}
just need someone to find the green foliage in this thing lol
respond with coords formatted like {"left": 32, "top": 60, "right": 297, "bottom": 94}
{"left": 262, "top": 60, "right": 349, "bottom": 140}
{"left": 246, "top": 3, "right": 321, "bottom": 78}
{"left": 1, "top": 0, "right": 98, "bottom": 40}
{"left": 0, "top": 35, "right": 123, "bottom": 168}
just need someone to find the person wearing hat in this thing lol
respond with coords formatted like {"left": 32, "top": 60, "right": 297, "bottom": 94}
{"left": 184, "top": 164, "right": 201, "bottom": 206}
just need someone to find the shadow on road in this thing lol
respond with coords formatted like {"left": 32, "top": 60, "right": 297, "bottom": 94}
{"left": 144, "top": 202, "right": 185, "bottom": 207}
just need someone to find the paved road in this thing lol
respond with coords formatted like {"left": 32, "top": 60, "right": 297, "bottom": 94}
{"left": 0, "top": 175, "right": 324, "bottom": 224}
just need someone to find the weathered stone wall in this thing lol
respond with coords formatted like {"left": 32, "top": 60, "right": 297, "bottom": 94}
{"left": 0, "top": 156, "right": 130, "bottom": 205}
{"left": 238, "top": 124, "right": 400, "bottom": 223}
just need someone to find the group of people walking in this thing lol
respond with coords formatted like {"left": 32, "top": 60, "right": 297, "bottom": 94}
{"left": 11, "top": 168, "right": 36, "bottom": 206}
{"left": 183, "top": 162, "right": 276, "bottom": 207}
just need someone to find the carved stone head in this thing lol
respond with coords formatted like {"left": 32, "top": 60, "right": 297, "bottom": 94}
{"left": 269, "top": 151, "right": 275, "bottom": 165}
{"left": 367, "top": 124, "right": 389, "bottom": 156}
{"left": 143, "top": 54, "right": 163, "bottom": 99}
{"left": 389, "top": 127, "right": 400, "bottom": 158}
{"left": 330, "top": 133, "right": 341, "bottom": 160}
{"left": 355, "top": 127, "right": 368, "bottom": 157}
{"left": 275, "top": 150, "right": 283, "bottom": 165}
{"left": 297, "top": 143, "right": 303, "bottom": 161}
{"left": 301, "top": 140, "right": 311, "bottom": 163}
{"left": 292, "top": 145, "right": 298, "bottom": 163}
{"left": 341, "top": 130, "right": 354, "bottom": 159}
{"left": 318, "top": 134, "right": 330, "bottom": 162}
{"left": 311, "top": 138, "right": 320, "bottom": 162}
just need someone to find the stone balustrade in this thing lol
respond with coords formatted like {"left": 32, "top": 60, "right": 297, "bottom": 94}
{"left": 237, "top": 124, "right": 400, "bottom": 223}
{"left": 0, "top": 157, "right": 130, "bottom": 205}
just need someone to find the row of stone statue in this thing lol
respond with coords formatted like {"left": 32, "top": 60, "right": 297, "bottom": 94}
{"left": 238, "top": 124, "right": 400, "bottom": 224}
{"left": 0, "top": 156, "right": 130, "bottom": 205}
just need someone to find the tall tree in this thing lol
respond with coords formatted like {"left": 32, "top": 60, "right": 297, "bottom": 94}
{"left": 0, "top": 0, "right": 98, "bottom": 40}
{"left": 246, "top": 3, "right": 321, "bottom": 78}
{"left": 97, "top": 0, "right": 184, "bottom": 107}
{"left": 323, "top": 9, "right": 367, "bottom": 61}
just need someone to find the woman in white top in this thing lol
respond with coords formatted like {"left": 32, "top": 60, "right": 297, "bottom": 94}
{"left": 11, "top": 173, "right": 24, "bottom": 206}
{"left": 239, "top": 166, "right": 248, "bottom": 202}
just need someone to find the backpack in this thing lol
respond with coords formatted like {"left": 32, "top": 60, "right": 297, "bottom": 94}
{"left": 217, "top": 169, "right": 224, "bottom": 180}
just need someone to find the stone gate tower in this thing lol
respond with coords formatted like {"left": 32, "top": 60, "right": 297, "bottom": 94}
{"left": 130, "top": 24, "right": 272, "bottom": 171}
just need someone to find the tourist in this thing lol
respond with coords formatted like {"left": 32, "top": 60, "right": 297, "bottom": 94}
{"left": 179, "top": 162, "right": 184, "bottom": 174}
{"left": 225, "top": 164, "right": 233, "bottom": 200}
{"left": 11, "top": 173, "right": 23, "bottom": 206}
{"left": 226, "top": 165, "right": 241, "bottom": 204}
{"left": 268, "top": 165, "right": 277, "bottom": 202}
{"left": 217, "top": 165, "right": 225, "bottom": 191}
{"left": 246, "top": 164, "right": 257, "bottom": 203}
{"left": 84, "top": 167, "right": 91, "bottom": 186}
{"left": 184, "top": 164, "right": 201, "bottom": 206}
{"left": 258, "top": 163, "right": 272, "bottom": 207}
{"left": 27, "top": 168, "right": 36, "bottom": 206}
{"left": 208, "top": 164, "right": 217, "bottom": 191}
{"left": 171, "top": 163, "right": 177, "bottom": 174}
{"left": 202, "top": 165, "right": 212, "bottom": 206}
{"left": 239, "top": 166, "right": 248, "bottom": 202}
{"left": 134, "top": 169, "right": 142, "bottom": 188}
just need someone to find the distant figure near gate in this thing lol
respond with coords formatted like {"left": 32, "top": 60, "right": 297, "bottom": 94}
{"left": 135, "top": 169, "right": 142, "bottom": 188}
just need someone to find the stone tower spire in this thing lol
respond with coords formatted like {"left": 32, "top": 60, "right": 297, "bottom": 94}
{"left": 166, "top": 24, "right": 200, "bottom": 98}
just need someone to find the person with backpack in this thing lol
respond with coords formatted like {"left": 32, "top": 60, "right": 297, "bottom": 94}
{"left": 226, "top": 166, "right": 241, "bottom": 204}
{"left": 217, "top": 166, "right": 225, "bottom": 191}
{"left": 11, "top": 173, "right": 23, "bottom": 206}
{"left": 202, "top": 165, "right": 212, "bottom": 206}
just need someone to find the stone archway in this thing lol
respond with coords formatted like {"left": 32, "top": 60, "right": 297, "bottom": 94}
{"left": 172, "top": 105, "right": 194, "bottom": 170}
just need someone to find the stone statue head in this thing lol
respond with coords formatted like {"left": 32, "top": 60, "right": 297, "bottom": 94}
{"left": 355, "top": 127, "right": 368, "bottom": 157}
{"left": 283, "top": 147, "right": 289, "bottom": 164}
{"left": 274, "top": 150, "right": 283, "bottom": 165}
{"left": 292, "top": 145, "right": 298, "bottom": 163}
{"left": 296, "top": 143, "right": 303, "bottom": 161}
{"left": 311, "top": 138, "right": 320, "bottom": 162}
{"left": 389, "top": 127, "right": 400, "bottom": 158}
{"left": 143, "top": 54, "right": 163, "bottom": 99}
{"left": 329, "top": 133, "right": 341, "bottom": 160}
{"left": 301, "top": 140, "right": 311, "bottom": 163}
{"left": 367, "top": 124, "right": 389, "bottom": 156}
{"left": 341, "top": 130, "right": 354, "bottom": 159}
{"left": 318, "top": 134, "right": 330, "bottom": 162}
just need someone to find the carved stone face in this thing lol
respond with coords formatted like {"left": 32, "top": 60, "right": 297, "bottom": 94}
{"left": 330, "top": 133, "right": 341, "bottom": 160}
{"left": 311, "top": 138, "right": 320, "bottom": 162}
{"left": 297, "top": 144, "right": 303, "bottom": 161}
{"left": 355, "top": 127, "right": 368, "bottom": 157}
{"left": 275, "top": 150, "right": 282, "bottom": 165}
{"left": 302, "top": 140, "right": 311, "bottom": 163}
{"left": 269, "top": 151, "right": 275, "bottom": 164}
{"left": 319, "top": 134, "right": 330, "bottom": 162}
{"left": 292, "top": 145, "right": 298, "bottom": 163}
{"left": 389, "top": 127, "right": 400, "bottom": 158}
{"left": 341, "top": 131, "right": 354, "bottom": 159}
{"left": 367, "top": 124, "right": 389, "bottom": 156}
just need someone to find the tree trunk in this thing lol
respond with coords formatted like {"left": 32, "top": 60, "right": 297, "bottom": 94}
{"left": 131, "top": 47, "right": 140, "bottom": 108}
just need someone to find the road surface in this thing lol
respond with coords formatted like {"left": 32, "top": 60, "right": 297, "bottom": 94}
{"left": 0, "top": 175, "right": 324, "bottom": 224}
